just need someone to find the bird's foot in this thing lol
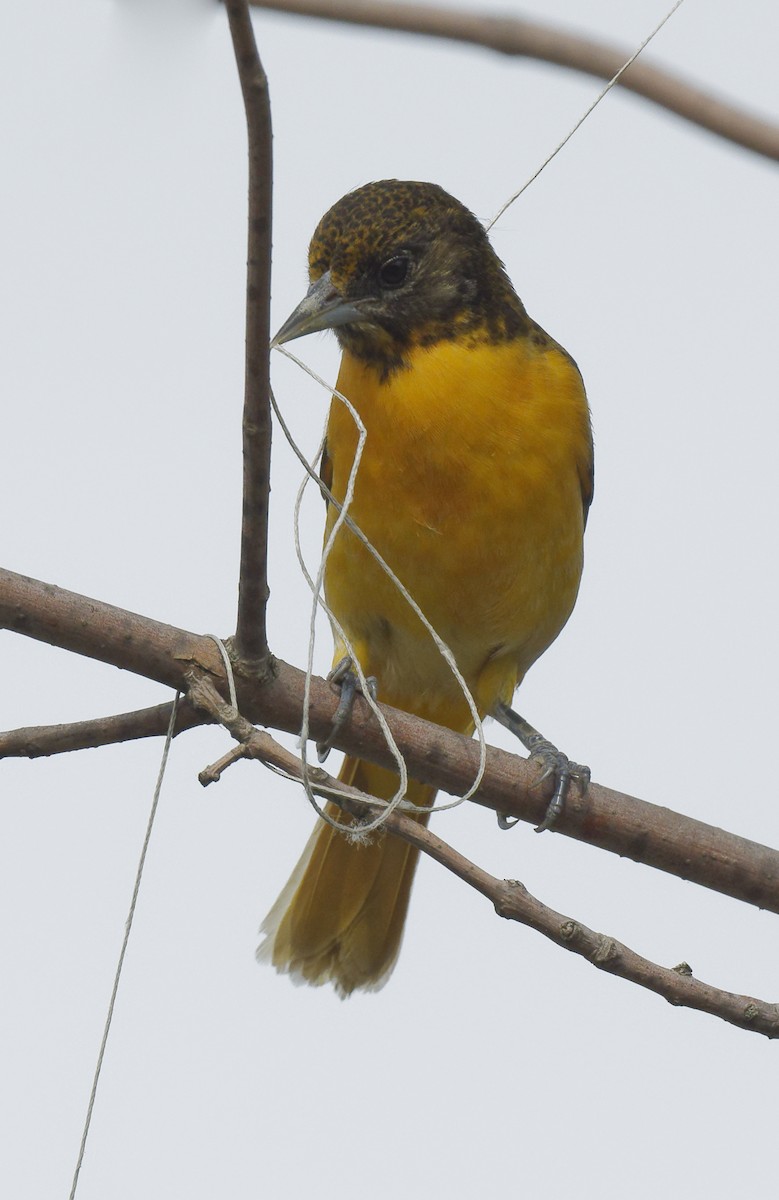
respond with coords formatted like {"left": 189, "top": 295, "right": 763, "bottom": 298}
{"left": 317, "top": 656, "right": 378, "bottom": 762}
{"left": 526, "top": 741, "right": 590, "bottom": 832}
{"left": 493, "top": 702, "right": 589, "bottom": 832}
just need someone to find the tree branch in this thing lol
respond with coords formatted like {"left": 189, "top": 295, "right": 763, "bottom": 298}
{"left": 189, "top": 672, "right": 779, "bottom": 1039}
{"left": 0, "top": 568, "right": 222, "bottom": 691}
{"left": 0, "top": 700, "right": 207, "bottom": 759}
{"left": 250, "top": 0, "right": 779, "bottom": 163}
{"left": 4, "top": 567, "right": 779, "bottom": 918}
{"left": 225, "top": 0, "right": 274, "bottom": 664}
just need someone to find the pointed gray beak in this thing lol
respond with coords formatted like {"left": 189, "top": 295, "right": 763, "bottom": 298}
{"left": 271, "top": 270, "right": 365, "bottom": 348}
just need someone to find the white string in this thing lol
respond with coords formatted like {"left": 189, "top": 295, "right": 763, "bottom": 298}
{"left": 291, "top": 434, "right": 410, "bottom": 835}
{"left": 263, "top": 756, "right": 435, "bottom": 817}
{"left": 274, "top": 362, "right": 433, "bottom": 833}
{"left": 485, "top": 0, "right": 687, "bottom": 230}
{"left": 274, "top": 360, "right": 486, "bottom": 815}
{"left": 270, "top": 351, "right": 488, "bottom": 818}
{"left": 205, "top": 634, "right": 237, "bottom": 709}
{"left": 293, "top": 449, "right": 485, "bottom": 818}
{"left": 281, "top": 365, "right": 411, "bottom": 835}
{"left": 68, "top": 692, "right": 181, "bottom": 1200}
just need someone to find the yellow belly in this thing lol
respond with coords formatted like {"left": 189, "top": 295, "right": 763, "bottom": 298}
{"left": 323, "top": 335, "right": 592, "bottom": 730}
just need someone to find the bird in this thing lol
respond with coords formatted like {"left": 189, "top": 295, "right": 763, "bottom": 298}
{"left": 258, "top": 180, "right": 593, "bottom": 998}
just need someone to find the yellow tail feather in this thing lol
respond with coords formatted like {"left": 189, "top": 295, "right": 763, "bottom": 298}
{"left": 258, "top": 758, "right": 432, "bottom": 998}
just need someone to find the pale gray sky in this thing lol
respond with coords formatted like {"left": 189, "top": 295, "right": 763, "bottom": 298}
{"left": 2, "top": 1, "right": 778, "bottom": 1196}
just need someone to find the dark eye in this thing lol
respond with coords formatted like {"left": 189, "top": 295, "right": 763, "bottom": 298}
{"left": 378, "top": 255, "right": 411, "bottom": 289}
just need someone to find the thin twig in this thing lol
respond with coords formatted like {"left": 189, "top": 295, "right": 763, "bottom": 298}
{"left": 249, "top": 0, "right": 779, "bottom": 163}
{"left": 199, "top": 742, "right": 250, "bottom": 785}
{"left": 225, "top": 0, "right": 274, "bottom": 664}
{"left": 0, "top": 700, "right": 206, "bottom": 759}
{"left": 190, "top": 673, "right": 779, "bottom": 1039}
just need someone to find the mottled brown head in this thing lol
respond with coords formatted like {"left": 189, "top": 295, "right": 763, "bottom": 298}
{"left": 274, "top": 181, "right": 528, "bottom": 375}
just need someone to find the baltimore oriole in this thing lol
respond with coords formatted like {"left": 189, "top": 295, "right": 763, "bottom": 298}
{"left": 259, "top": 181, "right": 593, "bottom": 997}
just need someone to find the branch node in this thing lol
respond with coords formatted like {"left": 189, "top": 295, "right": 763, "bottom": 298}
{"left": 671, "top": 961, "right": 694, "bottom": 977}
{"left": 591, "top": 936, "right": 619, "bottom": 965}
{"left": 493, "top": 878, "right": 527, "bottom": 920}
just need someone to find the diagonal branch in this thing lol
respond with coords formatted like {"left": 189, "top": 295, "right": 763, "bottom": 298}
{"left": 189, "top": 672, "right": 779, "bottom": 1039}
{"left": 250, "top": 0, "right": 779, "bottom": 163}
{"left": 0, "top": 568, "right": 223, "bottom": 691}
{"left": 225, "top": 0, "right": 275, "bottom": 664}
{"left": 3, "top": 566, "right": 779, "bottom": 917}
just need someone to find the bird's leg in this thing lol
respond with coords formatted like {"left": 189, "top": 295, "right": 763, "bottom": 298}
{"left": 316, "top": 656, "right": 379, "bottom": 762}
{"left": 492, "top": 702, "right": 590, "bottom": 833}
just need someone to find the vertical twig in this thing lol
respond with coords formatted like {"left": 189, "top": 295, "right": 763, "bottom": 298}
{"left": 225, "top": 0, "right": 274, "bottom": 664}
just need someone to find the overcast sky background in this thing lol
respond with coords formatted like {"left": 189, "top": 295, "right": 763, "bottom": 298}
{"left": 2, "top": 1, "right": 778, "bottom": 1196}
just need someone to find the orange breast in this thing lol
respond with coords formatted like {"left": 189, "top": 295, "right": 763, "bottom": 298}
{"left": 322, "top": 335, "right": 592, "bottom": 727}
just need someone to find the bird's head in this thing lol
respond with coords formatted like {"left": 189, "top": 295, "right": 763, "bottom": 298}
{"left": 272, "top": 180, "right": 526, "bottom": 375}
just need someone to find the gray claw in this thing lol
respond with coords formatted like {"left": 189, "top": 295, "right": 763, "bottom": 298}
{"left": 491, "top": 703, "right": 589, "bottom": 834}
{"left": 532, "top": 751, "right": 590, "bottom": 833}
{"left": 316, "top": 659, "right": 378, "bottom": 759}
